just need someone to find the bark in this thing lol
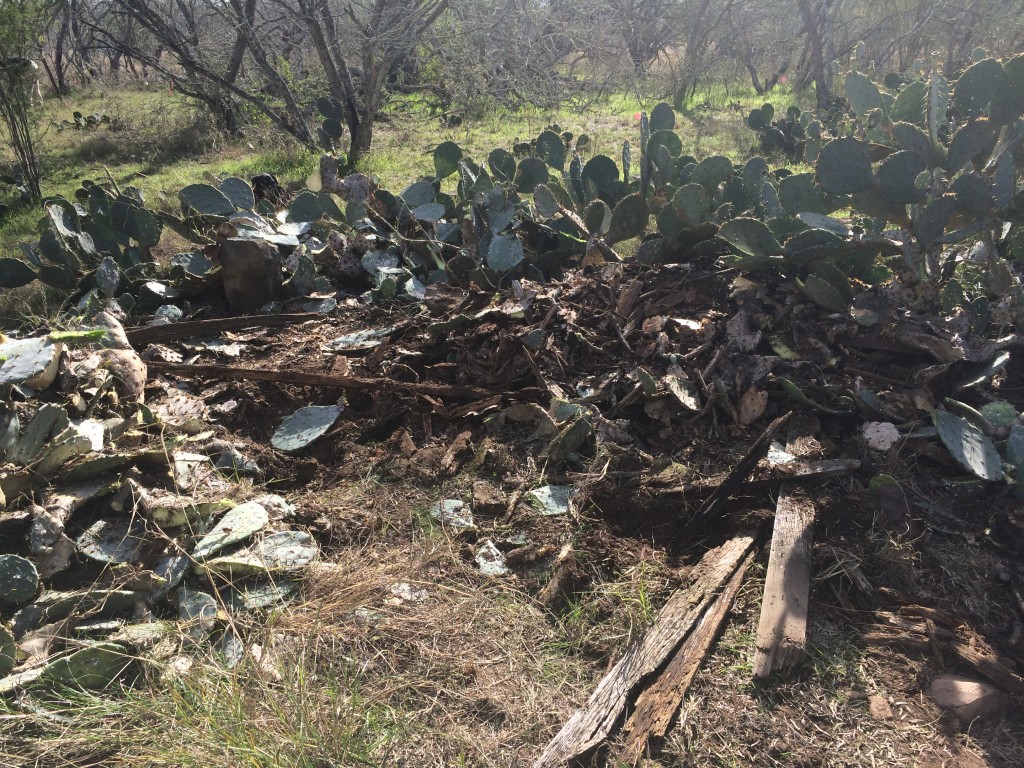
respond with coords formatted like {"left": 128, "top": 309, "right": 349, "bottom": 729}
{"left": 798, "top": 0, "right": 830, "bottom": 107}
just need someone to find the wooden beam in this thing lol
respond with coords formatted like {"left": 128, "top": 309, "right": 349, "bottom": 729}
{"left": 616, "top": 548, "right": 755, "bottom": 764}
{"left": 752, "top": 417, "right": 818, "bottom": 678}
{"left": 532, "top": 533, "right": 756, "bottom": 768}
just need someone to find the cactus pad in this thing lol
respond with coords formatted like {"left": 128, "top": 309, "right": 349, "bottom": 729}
{"left": 179, "top": 183, "right": 236, "bottom": 217}
{"left": 933, "top": 410, "right": 1003, "bottom": 481}
{"left": 271, "top": 404, "right": 343, "bottom": 452}
{"left": 0, "top": 624, "right": 14, "bottom": 676}
{"left": 41, "top": 642, "right": 130, "bottom": 689}
{"left": 605, "top": 194, "right": 648, "bottom": 245}
{"left": 845, "top": 71, "right": 882, "bottom": 117}
{"left": 0, "top": 336, "right": 63, "bottom": 390}
{"left": 718, "top": 218, "right": 783, "bottom": 258}
{"left": 0, "top": 555, "right": 39, "bottom": 606}
{"left": 192, "top": 501, "right": 270, "bottom": 561}
{"left": 815, "top": 137, "right": 874, "bottom": 195}
{"left": 953, "top": 58, "right": 1003, "bottom": 119}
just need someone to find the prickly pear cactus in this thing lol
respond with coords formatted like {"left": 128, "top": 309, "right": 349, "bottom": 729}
{"left": 0, "top": 624, "right": 14, "bottom": 676}
{"left": 0, "top": 554, "right": 39, "bottom": 606}
{"left": 41, "top": 642, "right": 131, "bottom": 689}
{"left": 271, "top": 404, "right": 344, "bottom": 452}
{"left": 0, "top": 337, "right": 63, "bottom": 390}
{"left": 192, "top": 501, "right": 270, "bottom": 561}
{"left": 933, "top": 410, "right": 1003, "bottom": 481}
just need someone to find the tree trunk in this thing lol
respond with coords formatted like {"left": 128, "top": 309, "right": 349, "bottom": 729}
{"left": 798, "top": 0, "right": 830, "bottom": 107}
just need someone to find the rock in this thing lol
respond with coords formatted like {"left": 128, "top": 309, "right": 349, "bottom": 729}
{"left": 927, "top": 674, "right": 1007, "bottom": 722}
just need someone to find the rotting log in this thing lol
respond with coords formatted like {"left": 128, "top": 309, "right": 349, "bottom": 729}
{"left": 753, "top": 416, "right": 819, "bottom": 678}
{"left": 616, "top": 548, "right": 755, "bottom": 764}
{"left": 533, "top": 533, "right": 757, "bottom": 768}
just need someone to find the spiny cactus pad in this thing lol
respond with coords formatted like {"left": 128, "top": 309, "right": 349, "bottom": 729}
{"left": 815, "top": 137, "right": 874, "bottom": 195}
{"left": 0, "top": 555, "right": 39, "bottom": 607}
{"left": 0, "top": 624, "right": 14, "bottom": 676}
{"left": 41, "top": 642, "right": 131, "bottom": 689}
{"left": 271, "top": 404, "right": 343, "bottom": 452}
{"left": 0, "top": 337, "right": 63, "bottom": 390}
{"left": 192, "top": 501, "right": 270, "bottom": 561}
{"left": 933, "top": 410, "right": 1003, "bottom": 481}
{"left": 718, "top": 218, "right": 783, "bottom": 258}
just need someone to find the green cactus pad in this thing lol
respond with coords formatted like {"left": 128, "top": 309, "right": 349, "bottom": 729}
{"left": 179, "top": 183, "right": 236, "bottom": 217}
{"left": 536, "top": 131, "right": 567, "bottom": 170}
{"left": 889, "top": 80, "right": 927, "bottom": 125}
{"left": 718, "top": 218, "right": 783, "bottom": 258}
{"left": 809, "top": 261, "right": 854, "bottom": 301}
{"left": 914, "top": 195, "right": 957, "bottom": 247}
{"left": 1006, "top": 425, "right": 1024, "bottom": 467}
{"left": 761, "top": 182, "right": 782, "bottom": 218}
{"left": 742, "top": 157, "right": 768, "bottom": 200}
{"left": 220, "top": 177, "right": 255, "bottom": 210}
{"left": 0, "top": 257, "right": 37, "bottom": 289}
{"left": 990, "top": 53, "right": 1024, "bottom": 125}
{"left": 533, "top": 184, "right": 560, "bottom": 218}
{"left": 288, "top": 191, "right": 344, "bottom": 223}
{"left": 271, "top": 404, "right": 344, "bottom": 453}
{"left": 487, "top": 149, "right": 516, "bottom": 183}
{"left": 876, "top": 150, "right": 928, "bottom": 205}
{"left": 648, "top": 130, "right": 683, "bottom": 159}
{"left": 928, "top": 72, "right": 950, "bottom": 146}
{"left": 779, "top": 172, "right": 847, "bottom": 215}
{"left": 690, "top": 156, "right": 733, "bottom": 191}
{"left": 951, "top": 173, "right": 993, "bottom": 214}
{"left": 315, "top": 96, "right": 344, "bottom": 121}
{"left": 797, "top": 274, "right": 850, "bottom": 313}
{"left": 953, "top": 58, "right": 1003, "bottom": 119}
{"left": 41, "top": 642, "right": 131, "bottom": 689}
{"left": 815, "top": 137, "right": 874, "bottom": 195}
{"left": 933, "top": 410, "right": 1003, "bottom": 481}
{"left": 0, "top": 625, "right": 14, "bottom": 677}
{"left": 111, "top": 200, "right": 162, "bottom": 247}
{"left": 845, "top": 71, "right": 882, "bottom": 116}
{"left": 513, "top": 157, "right": 549, "bottom": 194}
{"left": 746, "top": 108, "right": 768, "bottom": 130}
{"left": 433, "top": 141, "right": 463, "bottom": 179}
{"left": 672, "top": 183, "right": 711, "bottom": 225}
{"left": 649, "top": 103, "right": 676, "bottom": 131}
{"left": 0, "top": 337, "right": 63, "bottom": 391}
{"left": 0, "top": 555, "right": 39, "bottom": 606}
{"left": 605, "top": 194, "right": 648, "bottom": 245}
{"left": 10, "top": 403, "right": 68, "bottom": 465}
{"left": 583, "top": 200, "right": 611, "bottom": 235}
{"left": 192, "top": 501, "right": 270, "bottom": 561}
{"left": 992, "top": 153, "right": 1015, "bottom": 211}
{"left": 947, "top": 119, "right": 996, "bottom": 173}
{"left": 485, "top": 235, "right": 525, "bottom": 271}
{"left": 581, "top": 155, "right": 620, "bottom": 198}
{"left": 892, "top": 122, "right": 933, "bottom": 158}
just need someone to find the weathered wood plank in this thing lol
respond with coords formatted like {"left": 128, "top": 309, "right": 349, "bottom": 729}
{"left": 532, "top": 533, "right": 756, "bottom": 768}
{"left": 616, "top": 549, "right": 755, "bottom": 764}
{"left": 752, "top": 418, "right": 818, "bottom": 678}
